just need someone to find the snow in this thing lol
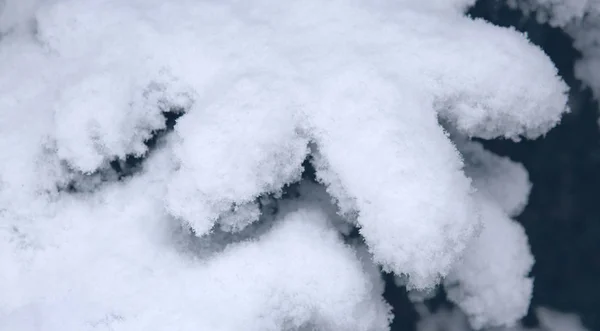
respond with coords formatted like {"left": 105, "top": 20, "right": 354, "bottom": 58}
{"left": 508, "top": 0, "right": 600, "bottom": 26}
{"left": 165, "top": 75, "right": 309, "bottom": 235}
{"left": 441, "top": 139, "right": 534, "bottom": 329}
{"left": 509, "top": 0, "right": 600, "bottom": 118}
{"left": 444, "top": 194, "right": 534, "bottom": 329}
{"left": 309, "top": 83, "right": 479, "bottom": 289}
{"left": 571, "top": 20, "right": 600, "bottom": 107}
{"left": 0, "top": 0, "right": 570, "bottom": 329}
{"left": 536, "top": 307, "right": 591, "bottom": 331}
{"left": 416, "top": 306, "right": 590, "bottom": 331}
{"left": 0, "top": 0, "right": 39, "bottom": 34}
{"left": 1, "top": 155, "right": 391, "bottom": 331}
{"left": 53, "top": 69, "right": 194, "bottom": 173}
{"left": 457, "top": 138, "right": 532, "bottom": 217}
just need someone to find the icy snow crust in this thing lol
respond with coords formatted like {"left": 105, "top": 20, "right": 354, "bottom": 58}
{"left": 0, "top": 0, "right": 568, "bottom": 330}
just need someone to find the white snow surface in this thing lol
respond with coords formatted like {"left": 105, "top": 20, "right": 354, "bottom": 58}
{"left": 1, "top": 151, "right": 391, "bottom": 331}
{"left": 442, "top": 139, "right": 534, "bottom": 329}
{"left": 458, "top": 139, "right": 532, "bottom": 217}
{"left": 0, "top": 0, "right": 569, "bottom": 329}
{"left": 509, "top": 0, "right": 600, "bottom": 115}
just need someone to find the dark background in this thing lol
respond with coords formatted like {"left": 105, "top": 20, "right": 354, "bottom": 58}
{"left": 385, "top": 1, "right": 600, "bottom": 330}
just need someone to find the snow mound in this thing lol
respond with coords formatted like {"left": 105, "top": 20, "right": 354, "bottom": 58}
{"left": 0, "top": 0, "right": 570, "bottom": 328}
{"left": 1, "top": 165, "right": 391, "bottom": 331}
{"left": 444, "top": 140, "right": 534, "bottom": 329}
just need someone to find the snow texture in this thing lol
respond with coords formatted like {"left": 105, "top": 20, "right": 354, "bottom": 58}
{"left": 509, "top": 0, "right": 600, "bottom": 116}
{"left": 444, "top": 194, "right": 534, "bottom": 329}
{"left": 440, "top": 138, "right": 534, "bottom": 329}
{"left": 0, "top": 0, "right": 569, "bottom": 329}
{"left": 458, "top": 138, "right": 532, "bottom": 217}
{"left": 0, "top": 168, "right": 391, "bottom": 331}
